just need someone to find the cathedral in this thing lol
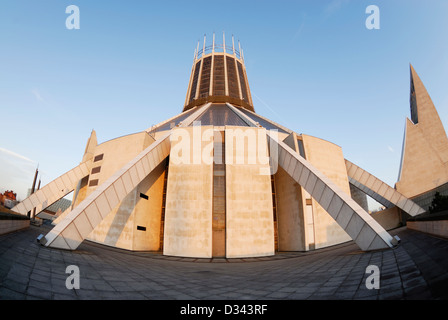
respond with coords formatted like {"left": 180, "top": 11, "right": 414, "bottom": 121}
{"left": 14, "top": 35, "right": 441, "bottom": 259}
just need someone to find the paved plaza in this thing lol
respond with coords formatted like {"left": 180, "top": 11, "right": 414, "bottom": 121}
{"left": 0, "top": 224, "right": 447, "bottom": 301}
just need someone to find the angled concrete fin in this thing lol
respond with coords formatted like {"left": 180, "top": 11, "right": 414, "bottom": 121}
{"left": 345, "top": 159, "right": 425, "bottom": 216}
{"left": 12, "top": 159, "right": 93, "bottom": 216}
{"left": 228, "top": 103, "right": 397, "bottom": 251}
{"left": 41, "top": 133, "right": 172, "bottom": 250}
{"left": 267, "top": 132, "right": 397, "bottom": 251}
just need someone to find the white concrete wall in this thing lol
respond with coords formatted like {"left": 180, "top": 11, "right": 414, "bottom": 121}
{"left": 163, "top": 126, "right": 214, "bottom": 258}
{"left": 0, "top": 219, "right": 29, "bottom": 235}
{"left": 225, "top": 127, "right": 275, "bottom": 258}
{"left": 407, "top": 220, "right": 448, "bottom": 239}
{"left": 78, "top": 131, "right": 163, "bottom": 251}
{"left": 275, "top": 166, "right": 306, "bottom": 251}
{"left": 85, "top": 132, "right": 155, "bottom": 199}
{"left": 132, "top": 162, "right": 166, "bottom": 251}
{"left": 371, "top": 206, "right": 402, "bottom": 231}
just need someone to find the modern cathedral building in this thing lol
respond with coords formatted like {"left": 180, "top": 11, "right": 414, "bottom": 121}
{"left": 13, "top": 35, "right": 446, "bottom": 259}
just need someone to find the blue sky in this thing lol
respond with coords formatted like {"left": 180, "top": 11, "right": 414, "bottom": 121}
{"left": 1, "top": 0, "right": 447, "bottom": 207}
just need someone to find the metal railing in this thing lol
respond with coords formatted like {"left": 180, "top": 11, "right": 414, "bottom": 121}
{"left": 193, "top": 33, "right": 244, "bottom": 62}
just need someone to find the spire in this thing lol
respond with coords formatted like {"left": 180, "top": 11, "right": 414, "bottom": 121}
{"left": 195, "top": 40, "right": 200, "bottom": 60}
{"left": 222, "top": 31, "right": 226, "bottom": 53}
{"left": 238, "top": 40, "right": 242, "bottom": 59}
{"left": 31, "top": 167, "right": 39, "bottom": 194}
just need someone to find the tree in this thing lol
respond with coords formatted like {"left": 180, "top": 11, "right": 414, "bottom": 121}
{"left": 428, "top": 192, "right": 448, "bottom": 214}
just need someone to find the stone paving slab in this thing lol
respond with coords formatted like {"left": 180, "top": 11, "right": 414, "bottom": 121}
{"left": 0, "top": 225, "right": 447, "bottom": 301}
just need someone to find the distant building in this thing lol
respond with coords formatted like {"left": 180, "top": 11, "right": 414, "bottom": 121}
{"left": 13, "top": 35, "right": 428, "bottom": 258}
{"left": 36, "top": 197, "right": 72, "bottom": 221}
{"left": 0, "top": 190, "right": 18, "bottom": 209}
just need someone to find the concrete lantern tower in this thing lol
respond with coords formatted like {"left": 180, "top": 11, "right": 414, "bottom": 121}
{"left": 184, "top": 34, "right": 254, "bottom": 112}
{"left": 13, "top": 35, "right": 426, "bottom": 258}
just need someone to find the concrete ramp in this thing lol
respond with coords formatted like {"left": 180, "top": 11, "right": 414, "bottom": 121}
{"left": 267, "top": 132, "right": 398, "bottom": 251}
{"left": 345, "top": 160, "right": 425, "bottom": 217}
{"left": 12, "top": 160, "right": 92, "bottom": 216}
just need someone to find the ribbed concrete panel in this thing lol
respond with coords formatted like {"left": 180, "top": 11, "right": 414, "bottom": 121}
{"left": 55, "top": 178, "right": 66, "bottom": 194}
{"left": 292, "top": 164, "right": 303, "bottom": 182}
{"left": 73, "top": 212, "right": 93, "bottom": 239}
{"left": 12, "top": 159, "right": 93, "bottom": 216}
{"left": 121, "top": 172, "right": 134, "bottom": 195}
{"left": 345, "top": 159, "right": 425, "bottom": 216}
{"left": 104, "top": 186, "right": 120, "bottom": 210}
{"left": 96, "top": 194, "right": 112, "bottom": 219}
{"left": 355, "top": 224, "right": 377, "bottom": 250}
{"left": 319, "top": 187, "right": 334, "bottom": 211}
{"left": 67, "top": 170, "right": 77, "bottom": 186}
{"left": 312, "top": 180, "right": 326, "bottom": 202}
{"left": 36, "top": 191, "right": 46, "bottom": 204}
{"left": 266, "top": 132, "right": 396, "bottom": 251}
{"left": 16, "top": 202, "right": 26, "bottom": 214}
{"left": 113, "top": 178, "right": 127, "bottom": 200}
{"left": 73, "top": 166, "right": 83, "bottom": 180}
{"left": 48, "top": 235, "right": 70, "bottom": 250}
{"left": 368, "top": 235, "right": 387, "bottom": 251}
{"left": 336, "top": 203, "right": 353, "bottom": 230}
{"left": 84, "top": 204, "right": 102, "bottom": 227}
{"left": 42, "top": 133, "right": 172, "bottom": 250}
{"left": 42, "top": 187, "right": 53, "bottom": 204}
{"left": 62, "top": 223, "right": 83, "bottom": 250}
{"left": 29, "top": 194, "right": 39, "bottom": 208}
{"left": 136, "top": 161, "right": 145, "bottom": 181}
{"left": 61, "top": 175, "right": 72, "bottom": 190}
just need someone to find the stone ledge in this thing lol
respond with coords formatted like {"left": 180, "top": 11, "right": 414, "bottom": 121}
{"left": 0, "top": 212, "right": 30, "bottom": 221}
{"left": 0, "top": 219, "right": 30, "bottom": 235}
{"left": 407, "top": 220, "right": 448, "bottom": 239}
